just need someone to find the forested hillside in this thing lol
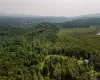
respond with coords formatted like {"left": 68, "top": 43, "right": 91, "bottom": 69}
{"left": 0, "top": 22, "right": 100, "bottom": 80}
{"left": 59, "top": 18, "right": 100, "bottom": 28}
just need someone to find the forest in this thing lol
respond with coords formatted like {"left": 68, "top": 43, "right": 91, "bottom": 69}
{"left": 0, "top": 17, "right": 100, "bottom": 80}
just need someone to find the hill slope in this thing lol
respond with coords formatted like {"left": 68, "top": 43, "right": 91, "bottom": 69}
{"left": 59, "top": 18, "right": 100, "bottom": 28}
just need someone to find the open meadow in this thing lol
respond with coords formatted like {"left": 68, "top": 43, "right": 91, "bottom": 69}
{"left": 58, "top": 26, "right": 100, "bottom": 36}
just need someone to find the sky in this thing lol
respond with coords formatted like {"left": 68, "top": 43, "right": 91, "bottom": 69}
{"left": 0, "top": 0, "right": 100, "bottom": 17}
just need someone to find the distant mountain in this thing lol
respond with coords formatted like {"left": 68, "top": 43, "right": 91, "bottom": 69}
{"left": 57, "top": 13, "right": 100, "bottom": 28}
{"left": 0, "top": 13, "right": 74, "bottom": 27}
{"left": 1, "top": 13, "right": 100, "bottom": 28}
{"left": 80, "top": 13, "right": 100, "bottom": 18}
{"left": 59, "top": 17, "right": 100, "bottom": 28}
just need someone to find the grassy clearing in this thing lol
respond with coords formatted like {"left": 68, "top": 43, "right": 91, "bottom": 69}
{"left": 56, "top": 26, "right": 100, "bottom": 51}
{"left": 57, "top": 27, "right": 97, "bottom": 36}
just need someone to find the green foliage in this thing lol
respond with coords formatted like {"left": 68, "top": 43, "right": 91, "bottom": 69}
{"left": 0, "top": 22, "right": 100, "bottom": 80}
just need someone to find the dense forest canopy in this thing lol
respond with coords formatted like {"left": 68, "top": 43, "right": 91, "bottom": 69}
{"left": 0, "top": 15, "right": 100, "bottom": 80}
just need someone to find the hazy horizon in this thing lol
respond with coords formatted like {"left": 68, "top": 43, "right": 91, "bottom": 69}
{"left": 0, "top": 0, "right": 100, "bottom": 17}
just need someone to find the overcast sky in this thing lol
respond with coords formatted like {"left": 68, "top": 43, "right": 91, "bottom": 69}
{"left": 0, "top": 0, "right": 100, "bottom": 17}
